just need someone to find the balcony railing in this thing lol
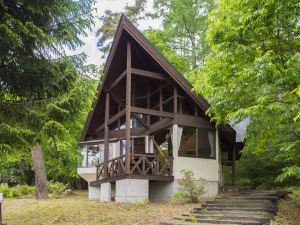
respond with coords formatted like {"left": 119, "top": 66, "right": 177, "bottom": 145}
{"left": 96, "top": 154, "right": 173, "bottom": 181}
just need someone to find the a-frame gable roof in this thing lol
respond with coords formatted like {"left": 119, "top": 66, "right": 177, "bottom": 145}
{"left": 80, "top": 15, "right": 235, "bottom": 142}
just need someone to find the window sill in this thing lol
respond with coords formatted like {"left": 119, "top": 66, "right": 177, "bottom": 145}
{"left": 177, "top": 155, "right": 216, "bottom": 160}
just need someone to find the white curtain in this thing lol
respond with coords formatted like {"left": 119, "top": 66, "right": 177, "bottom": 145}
{"left": 177, "top": 127, "right": 183, "bottom": 150}
{"left": 82, "top": 146, "right": 87, "bottom": 167}
{"left": 208, "top": 131, "right": 215, "bottom": 157}
{"left": 149, "top": 136, "right": 154, "bottom": 153}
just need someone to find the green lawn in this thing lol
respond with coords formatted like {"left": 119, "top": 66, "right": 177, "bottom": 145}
{"left": 2, "top": 191, "right": 198, "bottom": 225}
{"left": 2, "top": 190, "right": 300, "bottom": 225}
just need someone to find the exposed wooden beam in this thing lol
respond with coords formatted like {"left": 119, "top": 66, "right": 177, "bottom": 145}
{"left": 149, "top": 82, "right": 170, "bottom": 97}
{"left": 98, "top": 127, "right": 146, "bottom": 140}
{"left": 94, "top": 108, "right": 126, "bottom": 134}
{"left": 103, "top": 92, "right": 110, "bottom": 179}
{"left": 109, "top": 70, "right": 126, "bottom": 90}
{"left": 110, "top": 128, "right": 145, "bottom": 139}
{"left": 132, "top": 113, "right": 149, "bottom": 129}
{"left": 94, "top": 123, "right": 105, "bottom": 134}
{"left": 125, "top": 41, "right": 132, "bottom": 174}
{"left": 111, "top": 89, "right": 148, "bottom": 130}
{"left": 151, "top": 96, "right": 174, "bottom": 110}
{"left": 131, "top": 106, "right": 174, "bottom": 118}
{"left": 108, "top": 108, "right": 126, "bottom": 126}
{"left": 174, "top": 114, "right": 214, "bottom": 129}
{"left": 131, "top": 68, "right": 167, "bottom": 81}
{"left": 147, "top": 118, "right": 173, "bottom": 134}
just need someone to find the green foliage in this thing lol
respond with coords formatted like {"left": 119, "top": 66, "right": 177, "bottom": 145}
{"left": 194, "top": 0, "right": 300, "bottom": 184}
{"left": 0, "top": 0, "right": 98, "bottom": 188}
{"left": 0, "top": 0, "right": 95, "bottom": 101}
{"left": 173, "top": 169, "right": 205, "bottom": 203}
{"left": 145, "top": 30, "right": 189, "bottom": 74}
{"left": 48, "top": 182, "right": 66, "bottom": 195}
{"left": 0, "top": 182, "right": 67, "bottom": 198}
{"left": 153, "top": 0, "right": 215, "bottom": 70}
{"left": 96, "top": 0, "right": 147, "bottom": 59}
{"left": 0, "top": 185, "right": 35, "bottom": 198}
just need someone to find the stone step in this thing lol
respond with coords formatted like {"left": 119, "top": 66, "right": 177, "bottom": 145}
{"left": 182, "top": 213, "right": 272, "bottom": 222}
{"left": 173, "top": 216, "right": 264, "bottom": 225}
{"left": 161, "top": 190, "right": 279, "bottom": 225}
{"left": 207, "top": 199, "right": 275, "bottom": 204}
{"left": 161, "top": 221, "right": 241, "bottom": 225}
{"left": 240, "top": 191, "right": 278, "bottom": 194}
{"left": 223, "top": 196, "right": 279, "bottom": 202}
{"left": 192, "top": 209, "right": 273, "bottom": 217}
{"left": 239, "top": 193, "right": 279, "bottom": 197}
{"left": 202, "top": 203, "right": 276, "bottom": 208}
{"left": 199, "top": 206, "right": 277, "bottom": 213}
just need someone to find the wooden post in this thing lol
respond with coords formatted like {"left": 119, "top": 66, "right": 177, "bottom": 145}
{"left": 232, "top": 147, "right": 236, "bottom": 186}
{"left": 125, "top": 41, "right": 132, "bottom": 174}
{"left": 118, "top": 104, "right": 121, "bottom": 130}
{"left": 159, "top": 81, "right": 163, "bottom": 120}
{"left": 147, "top": 83, "right": 150, "bottom": 126}
{"left": 173, "top": 86, "right": 177, "bottom": 113}
{"left": 104, "top": 92, "right": 110, "bottom": 179}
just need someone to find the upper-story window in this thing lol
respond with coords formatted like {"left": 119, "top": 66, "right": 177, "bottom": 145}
{"left": 178, "top": 126, "right": 216, "bottom": 159}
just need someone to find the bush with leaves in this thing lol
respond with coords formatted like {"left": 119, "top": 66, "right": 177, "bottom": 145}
{"left": 0, "top": 185, "right": 35, "bottom": 198}
{"left": 48, "top": 182, "right": 66, "bottom": 195}
{"left": 173, "top": 169, "right": 205, "bottom": 203}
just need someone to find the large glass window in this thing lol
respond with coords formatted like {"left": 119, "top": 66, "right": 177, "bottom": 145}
{"left": 178, "top": 127, "right": 216, "bottom": 159}
{"left": 178, "top": 127, "right": 197, "bottom": 157}
{"left": 197, "top": 129, "right": 215, "bottom": 158}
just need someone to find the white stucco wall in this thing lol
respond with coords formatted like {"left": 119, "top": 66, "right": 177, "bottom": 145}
{"left": 77, "top": 167, "right": 97, "bottom": 182}
{"left": 170, "top": 124, "right": 221, "bottom": 197}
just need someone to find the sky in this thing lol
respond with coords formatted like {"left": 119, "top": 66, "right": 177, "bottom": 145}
{"left": 69, "top": 0, "right": 161, "bottom": 66}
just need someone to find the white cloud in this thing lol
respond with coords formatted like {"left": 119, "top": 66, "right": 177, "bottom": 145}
{"left": 68, "top": 0, "right": 161, "bottom": 66}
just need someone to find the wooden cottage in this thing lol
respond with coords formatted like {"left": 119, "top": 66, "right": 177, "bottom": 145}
{"left": 77, "top": 15, "right": 243, "bottom": 202}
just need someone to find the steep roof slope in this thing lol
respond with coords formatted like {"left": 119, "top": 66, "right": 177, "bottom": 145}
{"left": 80, "top": 15, "right": 236, "bottom": 147}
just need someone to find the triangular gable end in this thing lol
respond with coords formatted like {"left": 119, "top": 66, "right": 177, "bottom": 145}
{"left": 80, "top": 15, "right": 235, "bottom": 143}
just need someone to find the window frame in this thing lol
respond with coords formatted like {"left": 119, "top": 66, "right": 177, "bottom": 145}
{"left": 178, "top": 126, "right": 216, "bottom": 160}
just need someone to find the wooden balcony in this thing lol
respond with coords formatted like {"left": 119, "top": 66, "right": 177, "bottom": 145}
{"left": 91, "top": 154, "right": 173, "bottom": 186}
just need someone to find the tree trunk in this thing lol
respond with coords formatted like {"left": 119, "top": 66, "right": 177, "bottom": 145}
{"left": 31, "top": 144, "right": 48, "bottom": 199}
{"left": 17, "top": 162, "right": 26, "bottom": 183}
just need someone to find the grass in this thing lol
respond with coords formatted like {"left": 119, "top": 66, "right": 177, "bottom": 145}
{"left": 2, "top": 191, "right": 199, "bottom": 225}
{"left": 3, "top": 188, "right": 300, "bottom": 225}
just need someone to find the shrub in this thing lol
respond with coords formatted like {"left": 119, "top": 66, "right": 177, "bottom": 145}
{"left": 0, "top": 185, "right": 35, "bottom": 198}
{"left": 0, "top": 185, "right": 10, "bottom": 197}
{"left": 18, "top": 184, "right": 36, "bottom": 195}
{"left": 173, "top": 169, "right": 205, "bottom": 203}
{"left": 48, "top": 182, "right": 66, "bottom": 195}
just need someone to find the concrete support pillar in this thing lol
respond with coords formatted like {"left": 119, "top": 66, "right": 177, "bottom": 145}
{"left": 88, "top": 183, "right": 101, "bottom": 200}
{"left": 100, "top": 182, "right": 111, "bottom": 202}
{"left": 116, "top": 179, "right": 149, "bottom": 203}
